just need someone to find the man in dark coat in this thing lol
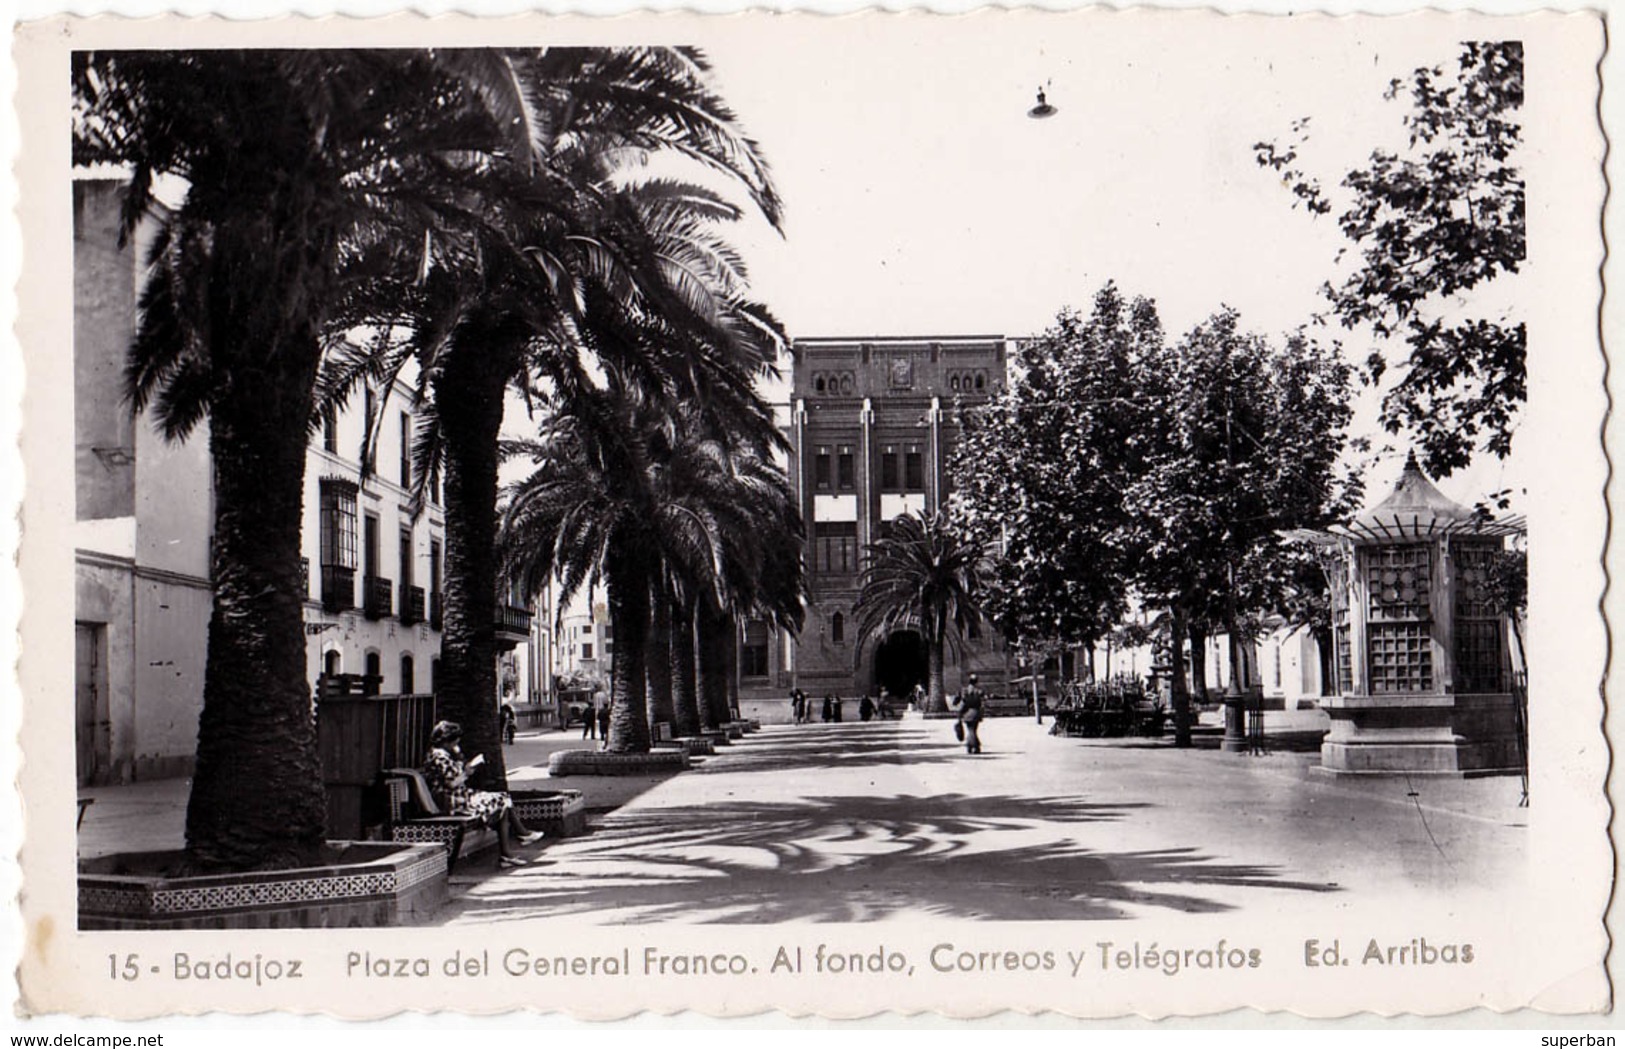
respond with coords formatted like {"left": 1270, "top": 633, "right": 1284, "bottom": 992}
{"left": 957, "top": 674, "right": 986, "bottom": 755}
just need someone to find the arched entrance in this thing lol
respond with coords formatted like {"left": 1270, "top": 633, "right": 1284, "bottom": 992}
{"left": 873, "top": 630, "right": 928, "bottom": 700}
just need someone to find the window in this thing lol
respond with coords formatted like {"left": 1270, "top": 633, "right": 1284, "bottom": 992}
{"left": 974, "top": 372, "right": 986, "bottom": 391}
{"left": 815, "top": 376, "right": 826, "bottom": 393}
{"left": 364, "top": 513, "right": 381, "bottom": 579}
{"left": 362, "top": 387, "right": 377, "bottom": 471}
{"left": 741, "top": 620, "right": 770, "bottom": 677}
{"left": 814, "top": 448, "right": 832, "bottom": 491}
{"left": 429, "top": 538, "right": 442, "bottom": 593}
{"left": 1365, "top": 544, "right": 1433, "bottom": 694}
{"left": 582, "top": 643, "right": 594, "bottom": 661}
{"left": 399, "top": 528, "right": 413, "bottom": 592}
{"left": 880, "top": 448, "right": 899, "bottom": 490}
{"left": 837, "top": 448, "right": 855, "bottom": 491}
{"left": 399, "top": 412, "right": 412, "bottom": 487}
{"left": 400, "top": 653, "right": 415, "bottom": 694}
{"left": 322, "top": 407, "right": 338, "bottom": 454}
{"left": 815, "top": 521, "right": 858, "bottom": 574}
{"left": 1453, "top": 541, "right": 1505, "bottom": 693}
{"left": 319, "top": 481, "right": 358, "bottom": 569}
{"left": 323, "top": 650, "right": 341, "bottom": 677}
{"left": 905, "top": 449, "right": 924, "bottom": 490}
{"left": 831, "top": 612, "right": 845, "bottom": 644}
{"left": 582, "top": 623, "right": 593, "bottom": 635}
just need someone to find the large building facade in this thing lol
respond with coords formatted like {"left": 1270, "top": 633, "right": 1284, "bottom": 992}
{"left": 739, "top": 336, "right": 1013, "bottom": 708}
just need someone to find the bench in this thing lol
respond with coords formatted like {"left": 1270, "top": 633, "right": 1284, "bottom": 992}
{"left": 379, "top": 768, "right": 496, "bottom": 875}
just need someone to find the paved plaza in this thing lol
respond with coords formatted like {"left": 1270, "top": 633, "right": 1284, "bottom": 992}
{"left": 447, "top": 715, "right": 1526, "bottom": 925}
{"left": 76, "top": 713, "right": 1527, "bottom": 926}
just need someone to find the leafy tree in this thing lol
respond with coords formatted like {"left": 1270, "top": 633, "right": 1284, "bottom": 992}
{"left": 1255, "top": 41, "right": 1524, "bottom": 476}
{"left": 854, "top": 511, "right": 986, "bottom": 713}
{"left": 1126, "top": 311, "right": 1355, "bottom": 742}
{"left": 949, "top": 285, "right": 1154, "bottom": 658}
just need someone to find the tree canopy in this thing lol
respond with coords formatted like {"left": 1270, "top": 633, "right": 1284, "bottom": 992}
{"left": 1254, "top": 41, "right": 1525, "bottom": 477}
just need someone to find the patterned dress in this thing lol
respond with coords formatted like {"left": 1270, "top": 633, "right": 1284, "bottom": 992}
{"left": 422, "top": 747, "right": 512, "bottom": 827}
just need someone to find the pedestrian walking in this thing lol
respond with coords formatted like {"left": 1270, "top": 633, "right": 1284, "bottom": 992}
{"left": 501, "top": 702, "right": 518, "bottom": 746}
{"left": 792, "top": 689, "right": 805, "bottom": 725}
{"left": 597, "top": 703, "right": 611, "bottom": 747}
{"left": 581, "top": 698, "right": 596, "bottom": 740}
{"left": 956, "top": 673, "right": 986, "bottom": 755}
{"left": 859, "top": 695, "right": 874, "bottom": 722}
{"left": 822, "top": 694, "right": 833, "bottom": 723}
{"left": 833, "top": 695, "right": 844, "bottom": 723}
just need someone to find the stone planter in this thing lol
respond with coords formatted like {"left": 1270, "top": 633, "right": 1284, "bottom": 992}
{"left": 696, "top": 729, "right": 731, "bottom": 746}
{"left": 547, "top": 749, "right": 690, "bottom": 777}
{"left": 654, "top": 737, "right": 716, "bottom": 757}
{"left": 79, "top": 842, "right": 447, "bottom": 930}
{"left": 510, "top": 788, "right": 587, "bottom": 837}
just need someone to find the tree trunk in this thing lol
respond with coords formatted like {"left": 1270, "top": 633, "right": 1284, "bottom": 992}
{"left": 645, "top": 577, "right": 675, "bottom": 738}
{"left": 696, "top": 600, "right": 732, "bottom": 728}
{"left": 1189, "top": 622, "right": 1210, "bottom": 705}
{"left": 432, "top": 324, "right": 523, "bottom": 787}
{"left": 605, "top": 550, "right": 652, "bottom": 753}
{"left": 724, "top": 616, "right": 741, "bottom": 721}
{"left": 927, "top": 639, "right": 946, "bottom": 713}
{"left": 1313, "top": 627, "right": 1335, "bottom": 696}
{"left": 184, "top": 332, "right": 327, "bottom": 871}
{"left": 670, "top": 593, "right": 701, "bottom": 736}
{"left": 1169, "top": 604, "right": 1193, "bottom": 747}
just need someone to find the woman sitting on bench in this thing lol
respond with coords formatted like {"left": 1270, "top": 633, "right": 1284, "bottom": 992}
{"left": 422, "top": 720, "right": 542, "bottom": 868}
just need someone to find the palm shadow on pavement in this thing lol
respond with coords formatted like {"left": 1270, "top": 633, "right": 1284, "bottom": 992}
{"left": 445, "top": 791, "right": 1339, "bottom": 925}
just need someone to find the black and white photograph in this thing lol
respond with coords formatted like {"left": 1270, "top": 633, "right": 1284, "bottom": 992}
{"left": 7, "top": 7, "right": 1611, "bottom": 1023}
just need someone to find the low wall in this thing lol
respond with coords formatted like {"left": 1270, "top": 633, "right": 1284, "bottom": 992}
{"left": 79, "top": 843, "right": 447, "bottom": 930}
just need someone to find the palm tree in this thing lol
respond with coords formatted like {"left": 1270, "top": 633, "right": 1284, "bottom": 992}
{"left": 500, "top": 388, "right": 679, "bottom": 752}
{"left": 71, "top": 49, "right": 516, "bottom": 872}
{"left": 324, "top": 48, "right": 784, "bottom": 776}
{"left": 855, "top": 511, "right": 987, "bottom": 713}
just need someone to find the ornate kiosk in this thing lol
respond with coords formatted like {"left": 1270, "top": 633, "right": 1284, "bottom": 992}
{"left": 1286, "top": 454, "right": 1525, "bottom": 775}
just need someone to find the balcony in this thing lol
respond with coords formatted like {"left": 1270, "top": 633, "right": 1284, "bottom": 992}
{"left": 401, "top": 585, "right": 426, "bottom": 626}
{"left": 494, "top": 603, "right": 533, "bottom": 649}
{"left": 429, "top": 591, "right": 444, "bottom": 631}
{"left": 321, "top": 565, "right": 355, "bottom": 613}
{"left": 363, "top": 575, "right": 393, "bottom": 621}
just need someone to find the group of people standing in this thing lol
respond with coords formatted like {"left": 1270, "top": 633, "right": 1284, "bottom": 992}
{"left": 788, "top": 689, "right": 895, "bottom": 724}
{"left": 786, "top": 675, "right": 986, "bottom": 755}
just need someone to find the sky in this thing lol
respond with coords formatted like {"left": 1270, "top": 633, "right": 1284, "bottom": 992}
{"left": 662, "top": 13, "right": 1535, "bottom": 507}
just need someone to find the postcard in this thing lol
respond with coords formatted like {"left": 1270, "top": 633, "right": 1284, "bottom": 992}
{"left": 10, "top": 8, "right": 1611, "bottom": 1020}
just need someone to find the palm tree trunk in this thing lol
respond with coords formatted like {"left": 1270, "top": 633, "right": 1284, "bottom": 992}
{"left": 927, "top": 640, "right": 946, "bottom": 713}
{"left": 433, "top": 323, "right": 523, "bottom": 786}
{"left": 606, "top": 553, "right": 653, "bottom": 753}
{"left": 1169, "top": 604, "right": 1193, "bottom": 747}
{"left": 724, "top": 616, "right": 741, "bottom": 720}
{"left": 184, "top": 336, "right": 326, "bottom": 872}
{"left": 696, "top": 600, "right": 732, "bottom": 729}
{"left": 645, "top": 577, "right": 675, "bottom": 738}
{"left": 670, "top": 594, "right": 701, "bottom": 736}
